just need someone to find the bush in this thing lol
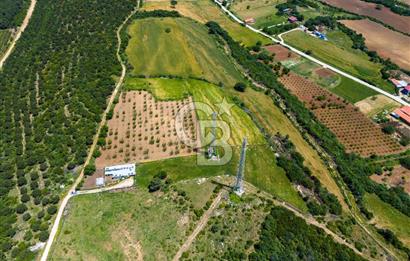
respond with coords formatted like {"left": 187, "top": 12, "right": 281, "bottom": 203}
{"left": 47, "top": 205, "right": 57, "bottom": 215}
{"left": 20, "top": 194, "right": 30, "bottom": 203}
{"left": 148, "top": 178, "right": 162, "bottom": 192}
{"left": 382, "top": 125, "right": 395, "bottom": 134}
{"left": 39, "top": 231, "right": 49, "bottom": 242}
{"left": 22, "top": 213, "right": 31, "bottom": 221}
{"left": 16, "top": 204, "right": 27, "bottom": 214}
{"left": 84, "top": 164, "right": 96, "bottom": 176}
{"left": 399, "top": 157, "right": 410, "bottom": 170}
{"left": 234, "top": 82, "right": 247, "bottom": 92}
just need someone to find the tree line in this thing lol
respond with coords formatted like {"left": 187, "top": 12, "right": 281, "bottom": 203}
{"left": 0, "top": 0, "right": 29, "bottom": 29}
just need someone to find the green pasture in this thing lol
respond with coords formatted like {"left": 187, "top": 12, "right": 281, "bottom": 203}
{"left": 364, "top": 193, "right": 410, "bottom": 248}
{"left": 126, "top": 17, "right": 243, "bottom": 87}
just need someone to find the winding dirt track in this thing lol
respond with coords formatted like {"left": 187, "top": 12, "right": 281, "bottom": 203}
{"left": 172, "top": 191, "right": 224, "bottom": 261}
{"left": 39, "top": 4, "right": 140, "bottom": 261}
{"left": 0, "top": 0, "right": 37, "bottom": 69}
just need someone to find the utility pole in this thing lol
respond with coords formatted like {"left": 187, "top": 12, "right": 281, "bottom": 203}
{"left": 207, "top": 112, "right": 218, "bottom": 159}
{"left": 233, "top": 138, "right": 247, "bottom": 196}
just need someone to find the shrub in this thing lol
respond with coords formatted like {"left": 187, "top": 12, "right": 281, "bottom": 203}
{"left": 84, "top": 164, "right": 96, "bottom": 176}
{"left": 47, "top": 205, "right": 57, "bottom": 215}
{"left": 16, "top": 204, "right": 27, "bottom": 214}
{"left": 234, "top": 82, "right": 247, "bottom": 92}
{"left": 39, "top": 231, "right": 49, "bottom": 242}
{"left": 22, "top": 213, "right": 31, "bottom": 221}
{"left": 382, "top": 125, "right": 395, "bottom": 134}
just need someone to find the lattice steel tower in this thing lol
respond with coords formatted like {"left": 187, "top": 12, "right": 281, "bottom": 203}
{"left": 234, "top": 138, "right": 247, "bottom": 196}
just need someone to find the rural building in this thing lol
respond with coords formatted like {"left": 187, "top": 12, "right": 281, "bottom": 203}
{"left": 390, "top": 78, "right": 408, "bottom": 89}
{"left": 401, "top": 85, "right": 410, "bottom": 96}
{"left": 288, "top": 16, "right": 298, "bottom": 23}
{"left": 104, "top": 163, "right": 136, "bottom": 179}
{"left": 392, "top": 106, "right": 410, "bottom": 126}
{"left": 244, "top": 18, "right": 255, "bottom": 24}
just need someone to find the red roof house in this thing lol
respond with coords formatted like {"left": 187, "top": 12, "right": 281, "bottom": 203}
{"left": 288, "top": 16, "right": 298, "bottom": 23}
{"left": 393, "top": 106, "right": 410, "bottom": 125}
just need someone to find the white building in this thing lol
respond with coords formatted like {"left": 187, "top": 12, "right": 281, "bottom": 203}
{"left": 104, "top": 163, "right": 136, "bottom": 179}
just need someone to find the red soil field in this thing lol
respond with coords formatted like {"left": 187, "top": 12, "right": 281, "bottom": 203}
{"left": 315, "top": 68, "right": 336, "bottom": 78}
{"left": 95, "top": 91, "right": 200, "bottom": 169}
{"left": 321, "top": 0, "right": 410, "bottom": 34}
{"left": 280, "top": 73, "right": 403, "bottom": 157}
{"left": 342, "top": 19, "right": 410, "bottom": 71}
{"left": 264, "top": 44, "right": 299, "bottom": 61}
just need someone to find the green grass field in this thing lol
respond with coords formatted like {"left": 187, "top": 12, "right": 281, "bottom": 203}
{"left": 126, "top": 17, "right": 243, "bottom": 87}
{"left": 143, "top": 0, "right": 271, "bottom": 47}
{"left": 364, "top": 193, "right": 410, "bottom": 247}
{"left": 234, "top": 88, "right": 348, "bottom": 210}
{"left": 50, "top": 189, "right": 195, "bottom": 261}
{"left": 283, "top": 30, "right": 394, "bottom": 94}
{"left": 327, "top": 75, "right": 378, "bottom": 103}
{"left": 0, "top": 29, "right": 11, "bottom": 57}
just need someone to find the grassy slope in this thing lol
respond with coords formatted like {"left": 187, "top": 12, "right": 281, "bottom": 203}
{"left": 142, "top": 0, "right": 270, "bottom": 47}
{"left": 50, "top": 189, "right": 199, "bottom": 260}
{"left": 236, "top": 88, "right": 348, "bottom": 210}
{"left": 283, "top": 30, "right": 394, "bottom": 94}
{"left": 364, "top": 193, "right": 410, "bottom": 248}
{"left": 126, "top": 17, "right": 243, "bottom": 87}
{"left": 126, "top": 77, "right": 306, "bottom": 211}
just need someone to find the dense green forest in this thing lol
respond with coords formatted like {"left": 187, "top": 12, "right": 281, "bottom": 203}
{"left": 205, "top": 21, "right": 410, "bottom": 218}
{"left": 249, "top": 207, "right": 364, "bottom": 260}
{"left": 0, "top": 0, "right": 29, "bottom": 29}
{"left": 0, "top": 0, "right": 135, "bottom": 259}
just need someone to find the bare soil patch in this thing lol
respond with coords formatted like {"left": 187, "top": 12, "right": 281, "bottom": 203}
{"left": 315, "top": 68, "right": 336, "bottom": 78}
{"left": 355, "top": 94, "right": 400, "bottom": 117}
{"left": 341, "top": 19, "right": 410, "bottom": 71}
{"left": 321, "top": 0, "right": 410, "bottom": 34}
{"left": 371, "top": 166, "right": 410, "bottom": 194}
{"left": 279, "top": 74, "right": 402, "bottom": 157}
{"left": 264, "top": 44, "right": 299, "bottom": 61}
{"left": 95, "top": 91, "right": 200, "bottom": 169}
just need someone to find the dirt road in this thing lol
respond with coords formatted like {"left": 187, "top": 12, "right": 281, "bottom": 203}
{"left": 39, "top": 5, "right": 139, "bottom": 261}
{"left": 0, "top": 0, "right": 37, "bottom": 69}
{"left": 172, "top": 191, "right": 224, "bottom": 261}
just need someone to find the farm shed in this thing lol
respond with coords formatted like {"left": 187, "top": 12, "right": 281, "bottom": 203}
{"left": 392, "top": 106, "right": 410, "bottom": 126}
{"left": 104, "top": 163, "right": 136, "bottom": 179}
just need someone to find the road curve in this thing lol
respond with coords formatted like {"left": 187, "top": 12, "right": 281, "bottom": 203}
{"left": 0, "top": 0, "right": 37, "bottom": 70}
{"left": 39, "top": 5, "right": 139, "bottom": 261}
{"left": 213, "top": 0, "right": 408, "bottom": 106}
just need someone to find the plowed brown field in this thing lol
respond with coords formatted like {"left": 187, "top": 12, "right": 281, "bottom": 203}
{"left": 321, "top": 0, "right": 410, "bottom": 34}
{"left": 95, "top": 91, "right": 200, "bottom": 168}
{"left": 264, "top": 44, "right": 299, "bottom": 61}
{"left": 342, "top": 19, "right": 410, "bottom": 71}
{"left": 280, "top": 74, "right": 402, "bottom": 157}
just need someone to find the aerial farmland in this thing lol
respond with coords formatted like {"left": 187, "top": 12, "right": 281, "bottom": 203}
{"left": 1, "top": 0, "right": 409, "bottom": 260}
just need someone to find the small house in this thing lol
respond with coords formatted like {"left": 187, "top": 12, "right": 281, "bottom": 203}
{"left": 288, "top": 16, "right": 298, "bottom": 23}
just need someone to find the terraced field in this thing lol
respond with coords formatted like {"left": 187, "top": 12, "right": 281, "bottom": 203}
{"left": 126, "top": 17, "right": 244, "bottom": 87}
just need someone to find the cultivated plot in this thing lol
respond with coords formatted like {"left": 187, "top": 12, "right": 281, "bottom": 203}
{"left": 280, "top": 74, "right": 402, "bottom": 157}
{"left": 95, "top": 90, "right": 200, "bottom": 168}
{"left": 321, "top": 0, "right": 410, "bottom": 34}
{"left": 341, "top": 19, "right": 410, "bottom": 71}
